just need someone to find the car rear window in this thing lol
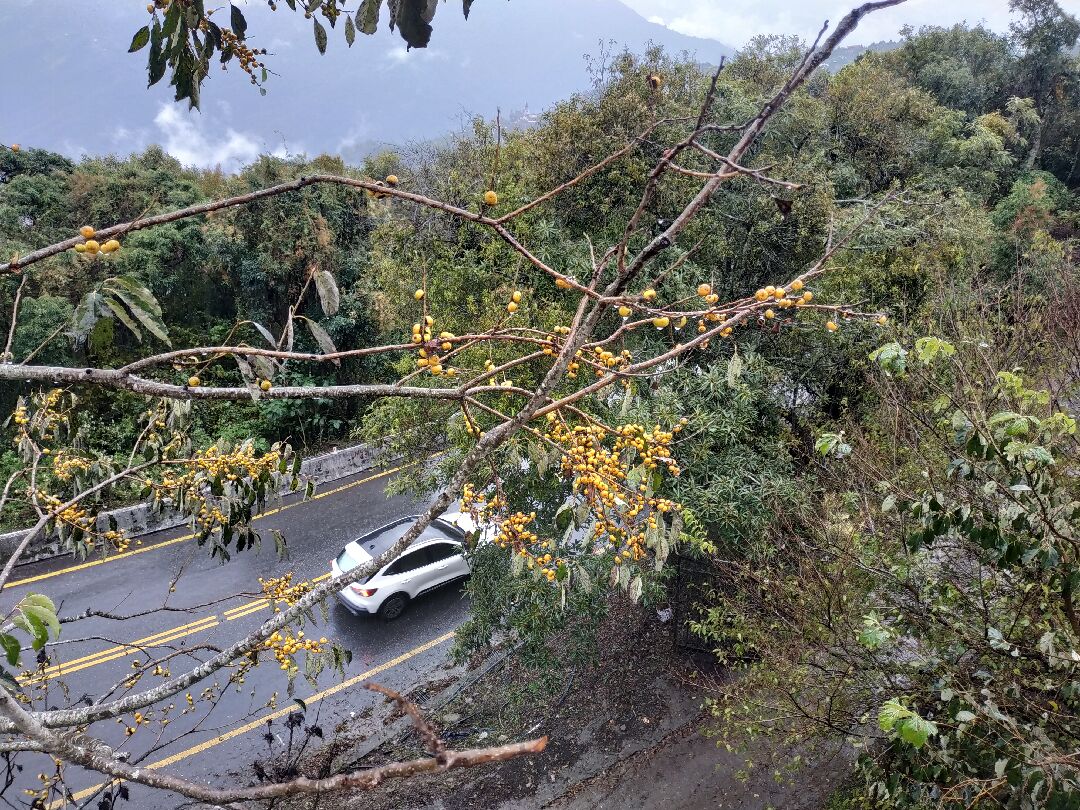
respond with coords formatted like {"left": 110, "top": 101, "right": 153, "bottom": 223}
{"left": 336, "top": 547, "right": 360, "bottom": 572}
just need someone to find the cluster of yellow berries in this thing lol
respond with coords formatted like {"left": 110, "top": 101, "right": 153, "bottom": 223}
{"left": 259, "top": 573, "right": 313, "bottom": 607}
{"left": 507, "top": 289, "right": 523, "bottom": 313}
{"left": 490, "top": 509, "right": 563, "bottom": 583}
{"left": 121, "top": 710, "right": 149, "bottom": 737}
{"left": 548, "top": 419, "right": 682, "bottom": 563}
{"left": 72, "top": 225, "right": 120, "bottom": 258}
{"left": 50, "top": 451, "right": 92, "bottom": 482}
{"left": 411, "top": 316, "right": 460, "bottom": 378}
{"left": 264, "top": 630, "right": 327, "bottom": 674}
{"left": 148, "top": 443, "right": 282, "bottom": 532}
{"left": 215, "top": 25, "right": 268, "bottom": 83}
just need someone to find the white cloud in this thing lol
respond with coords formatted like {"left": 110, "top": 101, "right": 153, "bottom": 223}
{"left": 152, "top": 105, "right": 290, "bottom": 171}
{"left": 620, "top": 0, "right": 1065, "bottom": 47}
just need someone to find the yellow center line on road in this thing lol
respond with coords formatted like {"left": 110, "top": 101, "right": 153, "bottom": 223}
{"left": 5, "top": 461, "right": 419, "bottom": 591}
{"left": 223, "top": 600, "right": 270, "bottom": 621}
{"left": 27, "top": 544, "right": 353, "bottom": 682}
{"left": 53, "top": 630, "right": 456, "bottom": 809}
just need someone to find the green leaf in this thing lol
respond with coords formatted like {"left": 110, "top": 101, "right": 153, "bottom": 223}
{"left": 250, "top": 322, "right": 276, "bottom": 347}
{"left": 357, "top": 0, "right": 381, "bottom": 33}
{"left": 293, "top": 697, "right": 307, "bottom": 712}
{"left": 148, "top": 20, "right": 167, "bottom": 86}
{"left": 878, "top": 698, "right": 912, "bottom": 732}
{"left": 128, "top": 25, "right": 151, "bottom": 53}
{"left": 230, "top": 4, "right": 247, "bottom": 38}
{"left": 313, "top": 18, "right": 328, "bottom": 54}
{"left": 301, "top": 317, "right": 340, "bottom": 365}
{"left": 629, "top": 575, "right": 643, "bottom": 603}
{"left": 898, "top": 714, "right": 937, "bottom": 749}
{"left": 955, "top": 710, "right": 977, "bottom": 722}
{"left": 313, "top": 270, "right": 340, "bottom": 316}
{"left": 0, "top": 634, "right": 20, "bottom": 667}
{"left": 344, "top": 14, "right": 356, "bottom": 45}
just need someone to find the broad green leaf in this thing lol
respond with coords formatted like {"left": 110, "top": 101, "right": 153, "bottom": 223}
{"left": 250, "top": 322, "right": 276, "bottom": 347}
{"left": 230, "top": 4, "right": 247, "bottom": 38}
{"left": 303, "top": 317, "right": 340, "bottom": 365}
{"left": 898, "top": 714, "right": 937, "bottom": 749}
{"left": 0, "top": 634, "right": 20, "bottom": 667}
{"left": 128, "top": 25, "right": 151, "bottom": 52}
{"left": 313, "top": 269, "right": 340, "bottom": 316}
{"left": 313, "top": 18, "right": 328, "bottom": 54}
{"left": 878, "top": 698, "right": 911, "bottom": 732}
{"left": 357, "top": 0, "right": 382, "bottom": 34}
{"left": 344, "top": 14, "right": 356, "bottom": 45}
{"left": 955, "top": 710, "right": 976, "bottom": 722}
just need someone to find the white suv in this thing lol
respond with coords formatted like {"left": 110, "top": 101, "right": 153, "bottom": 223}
{"left": 331, "top": 516, "right": 471, "bottom": 620}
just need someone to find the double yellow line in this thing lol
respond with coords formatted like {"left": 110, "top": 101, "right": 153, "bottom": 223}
{"left": 23, "top": 616, "right": 219, "bottom": 684}
{"left": 29, "top": 575, "right": 336, "bottom": 684}
{"left": 51, "top": 630, "right": 456, "bottom": 808}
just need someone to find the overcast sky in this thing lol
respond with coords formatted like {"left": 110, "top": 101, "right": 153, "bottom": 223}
{"left": 621, "top": 0, "right": 1080, "bottom": 47}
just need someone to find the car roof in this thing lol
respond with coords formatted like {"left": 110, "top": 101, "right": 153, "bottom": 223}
{"left": 342, "top": 516, "right": 463, "bottom": 562}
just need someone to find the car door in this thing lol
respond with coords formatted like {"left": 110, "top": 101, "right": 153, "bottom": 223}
{"left": 380, "top": 548, "right": 431, "bottom": 598}
{"left": 421, "top": 542, "right": 469, "bottom": 592}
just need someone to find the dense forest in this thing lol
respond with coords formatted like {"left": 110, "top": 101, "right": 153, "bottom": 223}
{"left": 2, "top": 0, "right": 1080, "bottom": 806}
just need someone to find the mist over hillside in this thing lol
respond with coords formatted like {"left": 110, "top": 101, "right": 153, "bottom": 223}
{"left": 2, "top": 0, "right": 732, "bottom": 169}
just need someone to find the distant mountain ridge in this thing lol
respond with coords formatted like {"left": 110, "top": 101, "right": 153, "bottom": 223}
{"left": 1, "top": 0, "right": 733, "bottom": 170}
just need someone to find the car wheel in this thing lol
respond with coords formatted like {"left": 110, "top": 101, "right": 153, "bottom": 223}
{"left": 378, "top": 593, "right": 409, "bottom": 621}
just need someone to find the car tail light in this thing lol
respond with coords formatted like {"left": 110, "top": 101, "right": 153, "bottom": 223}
{"left": 350, "top": 586, "right": 377, "bottom": 597}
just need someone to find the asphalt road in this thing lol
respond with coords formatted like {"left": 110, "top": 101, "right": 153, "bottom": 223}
{"left": 1, "top": 463, "right": 470, "bottom": 809}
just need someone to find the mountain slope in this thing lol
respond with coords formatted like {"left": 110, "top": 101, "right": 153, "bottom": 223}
{"left": 1, "top": 0, "right": 732, "bottom": 169}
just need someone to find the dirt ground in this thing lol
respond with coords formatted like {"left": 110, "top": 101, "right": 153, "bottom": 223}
{"left": 289, "top": 601, "right": 852, "bottom": 810}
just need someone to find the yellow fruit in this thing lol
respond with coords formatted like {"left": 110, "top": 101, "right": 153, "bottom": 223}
{"left": 772, "top": 288, "right": 785, "bottom": 299}
{"left": 507, "top": 301, "right": 519, "bottom": 313}
{"left": 802, "top": 291, "right": 813, "bottom": 303}
{"left": 74, "top": 243, "right": 87, "bottom": 254}
{"left": 260, "top": 379, "right": 272, "bottom": 391}
{"left": 765, "top": 309, "right": 775, "bottom": 319}
{"left": 430, "top": 364, "right": 443, "bottom": 375}
{"left": 483, "top": 190, "right": 499, "bottom": 206}
{"left": 79, "top": 226, "right": 95, "bottom": 239}
{"left": 385, "top": 174, "right": 399, "bottom": 186}
{"left": 10, "top": 144, "right": 19, "bottom": 153}
{"left": 84, "top": 239, "right": 100, "bottom": 254}
{"left": 618, "top": 305, "right": 632, "bottom": 318}
{"left": 642, "top": 288, "right": 657, "bottom": 301}
{"left": 697, "top": 283, "right": 712, "bottom": 297}
{"left": 511, "top": 290, "right": 522, "bottom": 303}
{"left": 414, "top": 289, "right": 426, "bottom": 301}
{"left": 102, "top": 239, "right": 120, "bottom": 253}
{"left": 652, "top": 316, "right": 670, "bottom": 329}
{"left": 676, "top": 316, "right": 688, "bottom": 328}
{"left": 187, "top": 375, "right": 200, "bottom": 388}
{"left": 765, "top": 285, "right": 776, "bottom": 294}
{"left": 441, "top": 341, "right": 452, "bottom": 351}
{"left": 706, "top": 293, "right": 719, "bottom": 304}
{"left": 791, "top": 279, "right": 804, "bottom": 291}
{"left": 876, "top": 315, "right": 888, "bottom": 326}
{"left": 826, "top": 321, "right": 838, "bottom": 332}
{"left": 555, "top": 277, "right": 571, "bottom": 289}
{"left": 147, "top": 3, "right": 154, "bottom": 11}
{"left": 754, "top": 289, "right": 768, "bottom": 302}
{"left": 446, "top": 367, "right": 457, "bottom": 377}
{"left": 647, "top": 74, "right": 662, "bottom": 89}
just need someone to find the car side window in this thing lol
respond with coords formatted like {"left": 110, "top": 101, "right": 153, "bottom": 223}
{"left": 425, "top": 543, "right": 461, "bottom": 564}
{"left": 384, "top": 549, "right": 428, "bottom": 576}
